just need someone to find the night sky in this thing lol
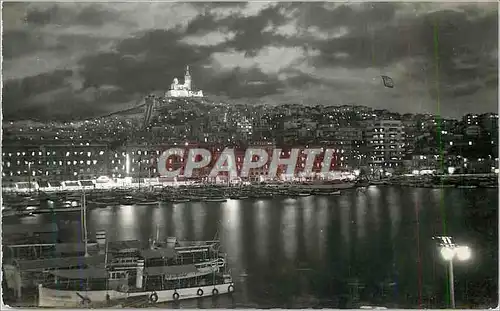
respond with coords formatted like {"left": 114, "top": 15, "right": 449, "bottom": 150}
{"left": 2, "top": 2, "right": 498, "bottom": 120}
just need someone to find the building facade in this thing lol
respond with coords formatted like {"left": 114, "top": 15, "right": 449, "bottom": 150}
{"left": 365, "top": 120, "right": 404, "bottom": 172}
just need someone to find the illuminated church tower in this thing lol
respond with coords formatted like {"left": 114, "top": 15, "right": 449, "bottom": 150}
{"left": 166, "top": 65, "right": 203, "bottom": 98}
{"left": 184, "top": 66, "right": 191, "bottom": 90}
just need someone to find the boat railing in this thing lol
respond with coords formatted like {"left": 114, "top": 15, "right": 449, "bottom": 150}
{"left": 194, "top": 257, "right": 225, "bottom": 269}
{"left": 176, "top": 240, "right": 219, "bottom": 248}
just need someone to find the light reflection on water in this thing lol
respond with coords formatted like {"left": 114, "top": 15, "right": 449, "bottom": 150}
{"left": 316, "top": 197, "right": 329, "bottom": 259}
{"left": 151, "top": 205, "right": 166, "bottom": 239}
{"left": 191, "top": 202, "right": 205, "bottom": 241}
{"left": 116, "top": 205, "right": 140, "bottom": 241}
{"left": 302, "top": 197, "right": 315, "bottom": 257}
{"left": 367, "top": 187, "right": 380, "bottom": 232}
{"left": 221, "top": 200, "right": 243, "bottom": 273}
{"left": 339, "top": 195, "right": 351, "bottom": 245}
{"left": 6, "top": 187, "right": 497, "bottom": 308}
{"left": 254, "top": 200, "right": 269, "bottom": 263}
{"left": 387, "top": 187, "right": 401, "bottom": 240}
{"left": 172, "top": 203, "right": 185, "bottom": 239}
{"left": 355, "top": 192, "right": 367, "bottom": 240}
{"left": 281, "top": 199, "right": 298, "bottom": 261}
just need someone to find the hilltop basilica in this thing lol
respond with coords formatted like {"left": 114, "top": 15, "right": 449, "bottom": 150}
{"left": 165, "top": 66, "right": 204, "bottom": 98}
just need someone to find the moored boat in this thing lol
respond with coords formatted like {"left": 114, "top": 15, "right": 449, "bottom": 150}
{"left": 205, "top": 197, "right": 227, "bottom": 202}
{"left": 171, "top": 198, "right": 191, "bottom": 203}
{"left": 324, "top": 190, "right": 341, "bottom": 196}
{"left": 136, "top": 200, "right": 159, "bottom": 206}
{"left": 33, "top": 207, "right": 82, "bottom": 214}
{"left": 38, "top": 238, "right": 234, "bottom": 307}
{"left": 299, "top": 180, "right": 356, "bottom": 190}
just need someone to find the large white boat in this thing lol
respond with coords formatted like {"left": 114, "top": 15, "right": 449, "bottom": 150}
{"left": 38, "top": 237, "right": 234, "bottom": 307}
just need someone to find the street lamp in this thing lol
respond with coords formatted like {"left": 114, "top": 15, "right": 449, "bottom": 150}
{"left": 433, "top": 236, "right": 472, "bottom": 309}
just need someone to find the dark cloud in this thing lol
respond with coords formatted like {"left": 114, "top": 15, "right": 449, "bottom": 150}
{"left": 188, "top": 2, "right": 247, "bottom": 11}
{"left": 2, "top": 2, "right": 498, "bottom": 120}
{"left": 3, "top": 69, "right": 73, "bottom": 101}
{"left": 79, "top": 29, "right": 216, "bottom": 93}
{"left": 294, "top": 2, "right": 397, "bottom": 30}
{"left": 25, "top": 4, "right": 122, "bottom": 27}
{"left": 204, "top": 67, "right": 283, "bottom": 98}
{"left": 3, "top": 29, "right": 58, "bottom": 59}
{"left": 185, "top": 4, "right": 290, "bottom": 56}
{"left": 25, "top": 5, "right": 59, "bottom": 25}
{"left": 186, "top": 13, "right": 222, "bottom": 35}
{"left": 2, "top": 69, "right": 73, "bottom": 119}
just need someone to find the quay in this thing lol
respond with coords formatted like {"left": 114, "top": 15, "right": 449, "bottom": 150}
{"left": 2, "top": 173, "right": 498, "bottom": 196}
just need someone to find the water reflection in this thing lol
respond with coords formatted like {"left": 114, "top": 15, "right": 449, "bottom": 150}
{"left": 316, "top": 197, "right": 329, "bottom": 259}
{"left": 172, "top": 203, "right": 186, "bottom": 239}
{"left": 367, "top": 187, "right": 380, "bottom": 232}
{"left": 191, "top": 203, "right": 205, "bottom": 240}
{"left": 151, "top": 206, "right": 166, "bottom": 240}
{"left": 254, "top": 200, "right": 269, "bottom": 262}
{"left": 355, "top": 192, "right": 367, "bottom": 239}
{"left": 387, "top": 187, "right": 401, "bottom": 240}
{"left": 302, "top": 197, "right": 314, "bottom": 257}
{"left": 281, "top": 201, "right": 298, "bottom": 261}
{"left": 4, "top": 188, "right": 496, "bottom": 308}
{"left": 221, "top": 200, "right": 243, "bottom": 272}
{"left": 89, "top": 207, "right": 113, "bottom": 231}
{"left": 339, "top": 195, "right": 351, "bottom": 245}
{"left": 117, "top": 205, "right": 139, "bottom": 241}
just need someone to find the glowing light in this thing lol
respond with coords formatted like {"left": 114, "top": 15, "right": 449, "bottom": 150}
{"left": 447, "top": 167, "right": 455, "bottom": 175}
{"left": 440, "top": 247, "right": 455, "bottom": 261}
{"left": 456, "top": 246, "right": 471, "bottom": 261}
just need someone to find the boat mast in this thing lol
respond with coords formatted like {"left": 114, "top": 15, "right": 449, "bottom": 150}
{"left": 156, "top": 225, "right": 160, "bottom": 242}
{"left": 104, "top": 232, "right": 109, "bottom": 267}
{"left": 81, "top": 190, "right": 89, "bottom": 257}
{"left": 105, "top": 232, "right": 109, "bottom": 295}
{"left": 139, "top": 156, "right": 141, "bottom": 191}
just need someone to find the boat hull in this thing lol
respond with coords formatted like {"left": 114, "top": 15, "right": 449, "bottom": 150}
{"left": 38, "top": 282, "right": 235, "bottom": 307}
{"left": 299, "top": 182, "right": 355, "bottom": 190}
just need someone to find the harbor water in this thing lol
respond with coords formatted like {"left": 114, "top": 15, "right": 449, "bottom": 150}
{"left": 4, "top": 186, "right": 498, "bottom": 308}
